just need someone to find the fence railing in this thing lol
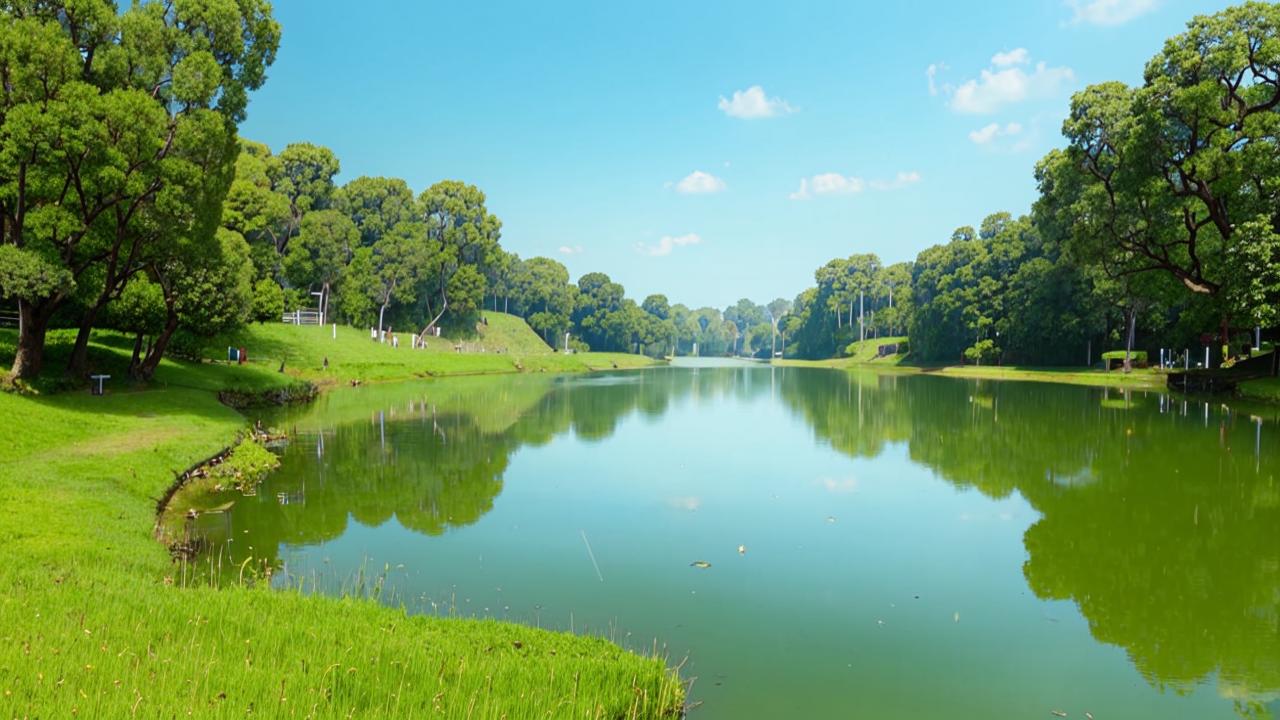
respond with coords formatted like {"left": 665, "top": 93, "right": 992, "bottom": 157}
{"left": 281, "top": 310, "right": 323, "bottom": 326}
{"left": 0, "top": 312, "right": 18, "bottom": 329}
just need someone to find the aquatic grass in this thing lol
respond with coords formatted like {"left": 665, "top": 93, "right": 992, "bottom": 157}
{"left": 0, "top": 328, "right": 683, "bottom": 717}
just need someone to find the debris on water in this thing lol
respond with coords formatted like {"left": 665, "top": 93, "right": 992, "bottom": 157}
{"left": 876, "top": 619, "right": 884, "bottom": 626}
{"left": 1084, "top": 714, "right": 1094, "bottom": 720}
{"left": 826, "top": 516, "right": 837, "bottom": 523}
{"left": 1051, "top": 712, "right": 1067, "bottom": 718}
{"left": 737, "top": 544, "right": 746, "bottom": 555}
{"left": 954, "top": 612, "right": 960, "bottom": 623}
{"left": 690, "top": 560, "right": 712, "bottom": 569}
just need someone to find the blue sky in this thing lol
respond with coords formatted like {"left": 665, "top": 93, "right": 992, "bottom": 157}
{"left": 240, "top": 0, "right": 1238, "bottom": 310}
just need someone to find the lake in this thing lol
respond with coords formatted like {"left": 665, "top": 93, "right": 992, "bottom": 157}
{"left": 195, "top": 360, "right": 1280, "bottom": 719}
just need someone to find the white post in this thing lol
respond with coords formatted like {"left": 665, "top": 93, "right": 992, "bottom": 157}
{"left": 1185, "top": 349, "right": 1189, "bottom": 371}
{"left": 1256, "top": 326, "right": 1262, "bottom": 352}
{"left": 1205, "top": 346, "right": 1210, "bottom": 369}
{"left": 332, "top": 323, "right": 337, "bottom": 340}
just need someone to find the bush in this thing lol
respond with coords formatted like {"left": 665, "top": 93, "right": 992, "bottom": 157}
{"left": 1101, "top": 350, "right": 1148, "bottom": 363}
{"left": 252, "top": 279, "right": 285, "bottom": 322}
{"left": 963, "top": 339, "right": 1001, "bottom": 365}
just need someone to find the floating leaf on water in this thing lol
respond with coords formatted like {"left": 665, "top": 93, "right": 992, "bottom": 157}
{"left": 737, "top": 545, "right": 746, "bottom": 555}
{"left": 690, "top": 561, "right": 712, "bottom": 569}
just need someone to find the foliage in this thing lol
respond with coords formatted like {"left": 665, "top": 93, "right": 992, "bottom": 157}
{"left": 0, "top": 0, "right": 280, "bottom": 379}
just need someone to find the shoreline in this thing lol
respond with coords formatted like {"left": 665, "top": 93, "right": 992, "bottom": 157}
{"left": 0, "top": 333, "right": 684, "bottom": 717}
{"left": 772, "top": 357, "right": 1168, "bottom": 390}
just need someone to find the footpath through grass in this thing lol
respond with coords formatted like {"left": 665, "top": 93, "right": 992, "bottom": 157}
{"left": 0, "top": 316, "right": 681, "bottom": 718}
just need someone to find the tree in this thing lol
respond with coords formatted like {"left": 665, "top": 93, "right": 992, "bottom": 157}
{"left": 135, "top": 228, "right": 255, "bottom": 380}
{"left": 0, "top": 0, "right": 280, "bottom": 379}
{"left": 766, "top": 297, "right": 792, "bottom": 357}
{"left": 275, "top": 143, "right": 340, "bottom": 255}
{"left": 102, "top": 276, "right": 165, "bottom": 376}
{"left": 222, "top": 140, "right": 291, "bottom": 278}
{"left": 510, "top": 257, "right": 574, "bottom": 343}
{"left": 642, "top": 294, "right": 671, "bottom": 320}
{"left": 283, "top": 209, "right": 358, "bottom": 322}
{"left": 1039, "top": 2, "right": 1280, "bottom": 345}
{"left": 333, "top": 176, "right": 417, "bottom": 248}
{"left": 417, "top": 181, "right": 502, "bottom": 334}
{"left": 573, "top": 272, "right": 626, "bottom": 351}
{"left": 366, "top": 222, "right": 431, "bottom": 338}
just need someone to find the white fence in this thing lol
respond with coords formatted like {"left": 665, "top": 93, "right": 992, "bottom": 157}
{"left": 281, "top": 310, "right": 323, "bottom": 326}
{"left": 0, "top": 312, "right": 18, "bottom": 329}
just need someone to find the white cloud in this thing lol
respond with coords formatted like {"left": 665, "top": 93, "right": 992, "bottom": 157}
{"left": 790, "top": 171, "right": 920, "bottom": 200}
{"left": 638, "top": 233, "right": 702, "bottom": 257}
{"left": 558, "top": 245, "right": 583, "bottom": 255}
{"left": 950, "top": 58, "right": 1075, "bottom": 114}
{"left": 718, "top": 85, "right": 795, "bottom": 119}
{"left": 926, "top": 62, "right": 950, "bottom": 96}
{"left": 968, "top": 122, "right": 1023, "bottom": 144}
{"left": 870, "top": 171, "right": 922, "bottom": 191}
{"left": 674, "top": 170, "right": 726, "bottom": 194}
{"left": 1067, "top": 0, "right": 1157, "bottom": 26}
{"left": 991, "top": 48, "right": 1030, "bottom": 67}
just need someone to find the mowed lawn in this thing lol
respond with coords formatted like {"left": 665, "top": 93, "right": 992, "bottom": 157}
{"left": 0, "top": 318, "right": 681, "bottom": 718}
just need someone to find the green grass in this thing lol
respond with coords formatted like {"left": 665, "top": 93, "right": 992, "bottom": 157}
{"left": 841, "top": 336, "right": 910, "bottom": 365}
{"left": 0, "top": 317, "right": 682, "bottom": 718}
{"left": 776, "top": 353, "right": 1166, "bottom": 390}
{"left": 1238, "top": 377, "right": 1280, "bottom": 402}
{"left": 0, "top": 312, "right": 660, "bottom": 396}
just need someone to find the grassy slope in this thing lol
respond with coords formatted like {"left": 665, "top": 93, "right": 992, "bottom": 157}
{"left": 777, "top": 337, "right": 1165, "bottom": 390}
{"left": 1238, "top": 377, "right": 1280, "bottom": 402}
{"left": 0, "top": 317, "right": 680, "bottom": 718}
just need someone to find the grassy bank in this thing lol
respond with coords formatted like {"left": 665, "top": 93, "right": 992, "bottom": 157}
{"left": 0, "top": 318, "right": 681, "bottom": 718}
{"left": 775, "top": 353, "right": 1166, "bottom": 390}
{"left": 2, "top": 312, "right": 660, "bottom": 396}
{"left": 1237, "top": 377, "right": 1280, "bottom": 402}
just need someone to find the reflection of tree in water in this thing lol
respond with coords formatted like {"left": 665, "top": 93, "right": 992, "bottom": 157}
{"left": 214, "top": 366, "right": 770, "bottom": 569}
{"left": 780, "top": 371, "right": 1280, "bottom": 713}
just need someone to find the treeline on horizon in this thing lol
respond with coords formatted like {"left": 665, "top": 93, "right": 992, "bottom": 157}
{"left": 2, "top": 2, "right": 1278, "bottom": 382}
{"left": 782, "top": 2, "right": 1280, "bottom": 366}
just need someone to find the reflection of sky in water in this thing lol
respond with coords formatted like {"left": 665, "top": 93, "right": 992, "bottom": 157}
{"left": 219, "top": 367, "right": 1280, "bottom": 719}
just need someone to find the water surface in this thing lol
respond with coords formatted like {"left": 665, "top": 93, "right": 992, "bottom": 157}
{"left": 200, "top": 361, "right": 1280, "bottom": 719}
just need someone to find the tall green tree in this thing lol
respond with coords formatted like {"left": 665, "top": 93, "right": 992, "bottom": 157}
{"left": 417, "top": 181, "right": 501, "bottom": 333}
{"left": 1037, "top": 2, "right": 1280, "bottom": 344}
{"left": 283, "top": 209, "right": 358, "bottom": 322}
{"left": 333, "top": 176, "right": 417, "bottom": 248}
{"left": 0, "top": 0, "right": 279, "bottom": 379}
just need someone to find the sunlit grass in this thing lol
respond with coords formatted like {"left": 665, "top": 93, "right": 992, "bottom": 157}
{"left": 0, "top": 322, "right": 682, "bottom": 717}
{"left": 776, "top": 354, "right": 1166, "bottom": 390}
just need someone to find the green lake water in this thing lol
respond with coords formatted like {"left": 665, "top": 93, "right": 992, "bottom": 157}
{"left": 199, "top": 360, "right": 1280, "bottom": 718}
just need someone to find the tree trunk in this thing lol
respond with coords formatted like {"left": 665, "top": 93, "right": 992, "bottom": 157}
{"left": 128, "top": 332, "right": 144, "bottom": 377}
{"left": 67, "top": 300, "right": 109, "bottom": 378}
{"left": 377, "top": 301, "right": 389, "bottom": 343}
{"left": 421, "top": 286, "right": 449, "bottom": 339}
{"left": 1220, "top": 315, "right": 1230, "bottom": 362}
{"left": 137, "top": 313, "right": 179, "bottom": 381}
{"left": 1123, "top": 307, "right": 1137, "bottom": 373}
{"left": 10, "top": 299, "right": 53, "bottom": 380}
